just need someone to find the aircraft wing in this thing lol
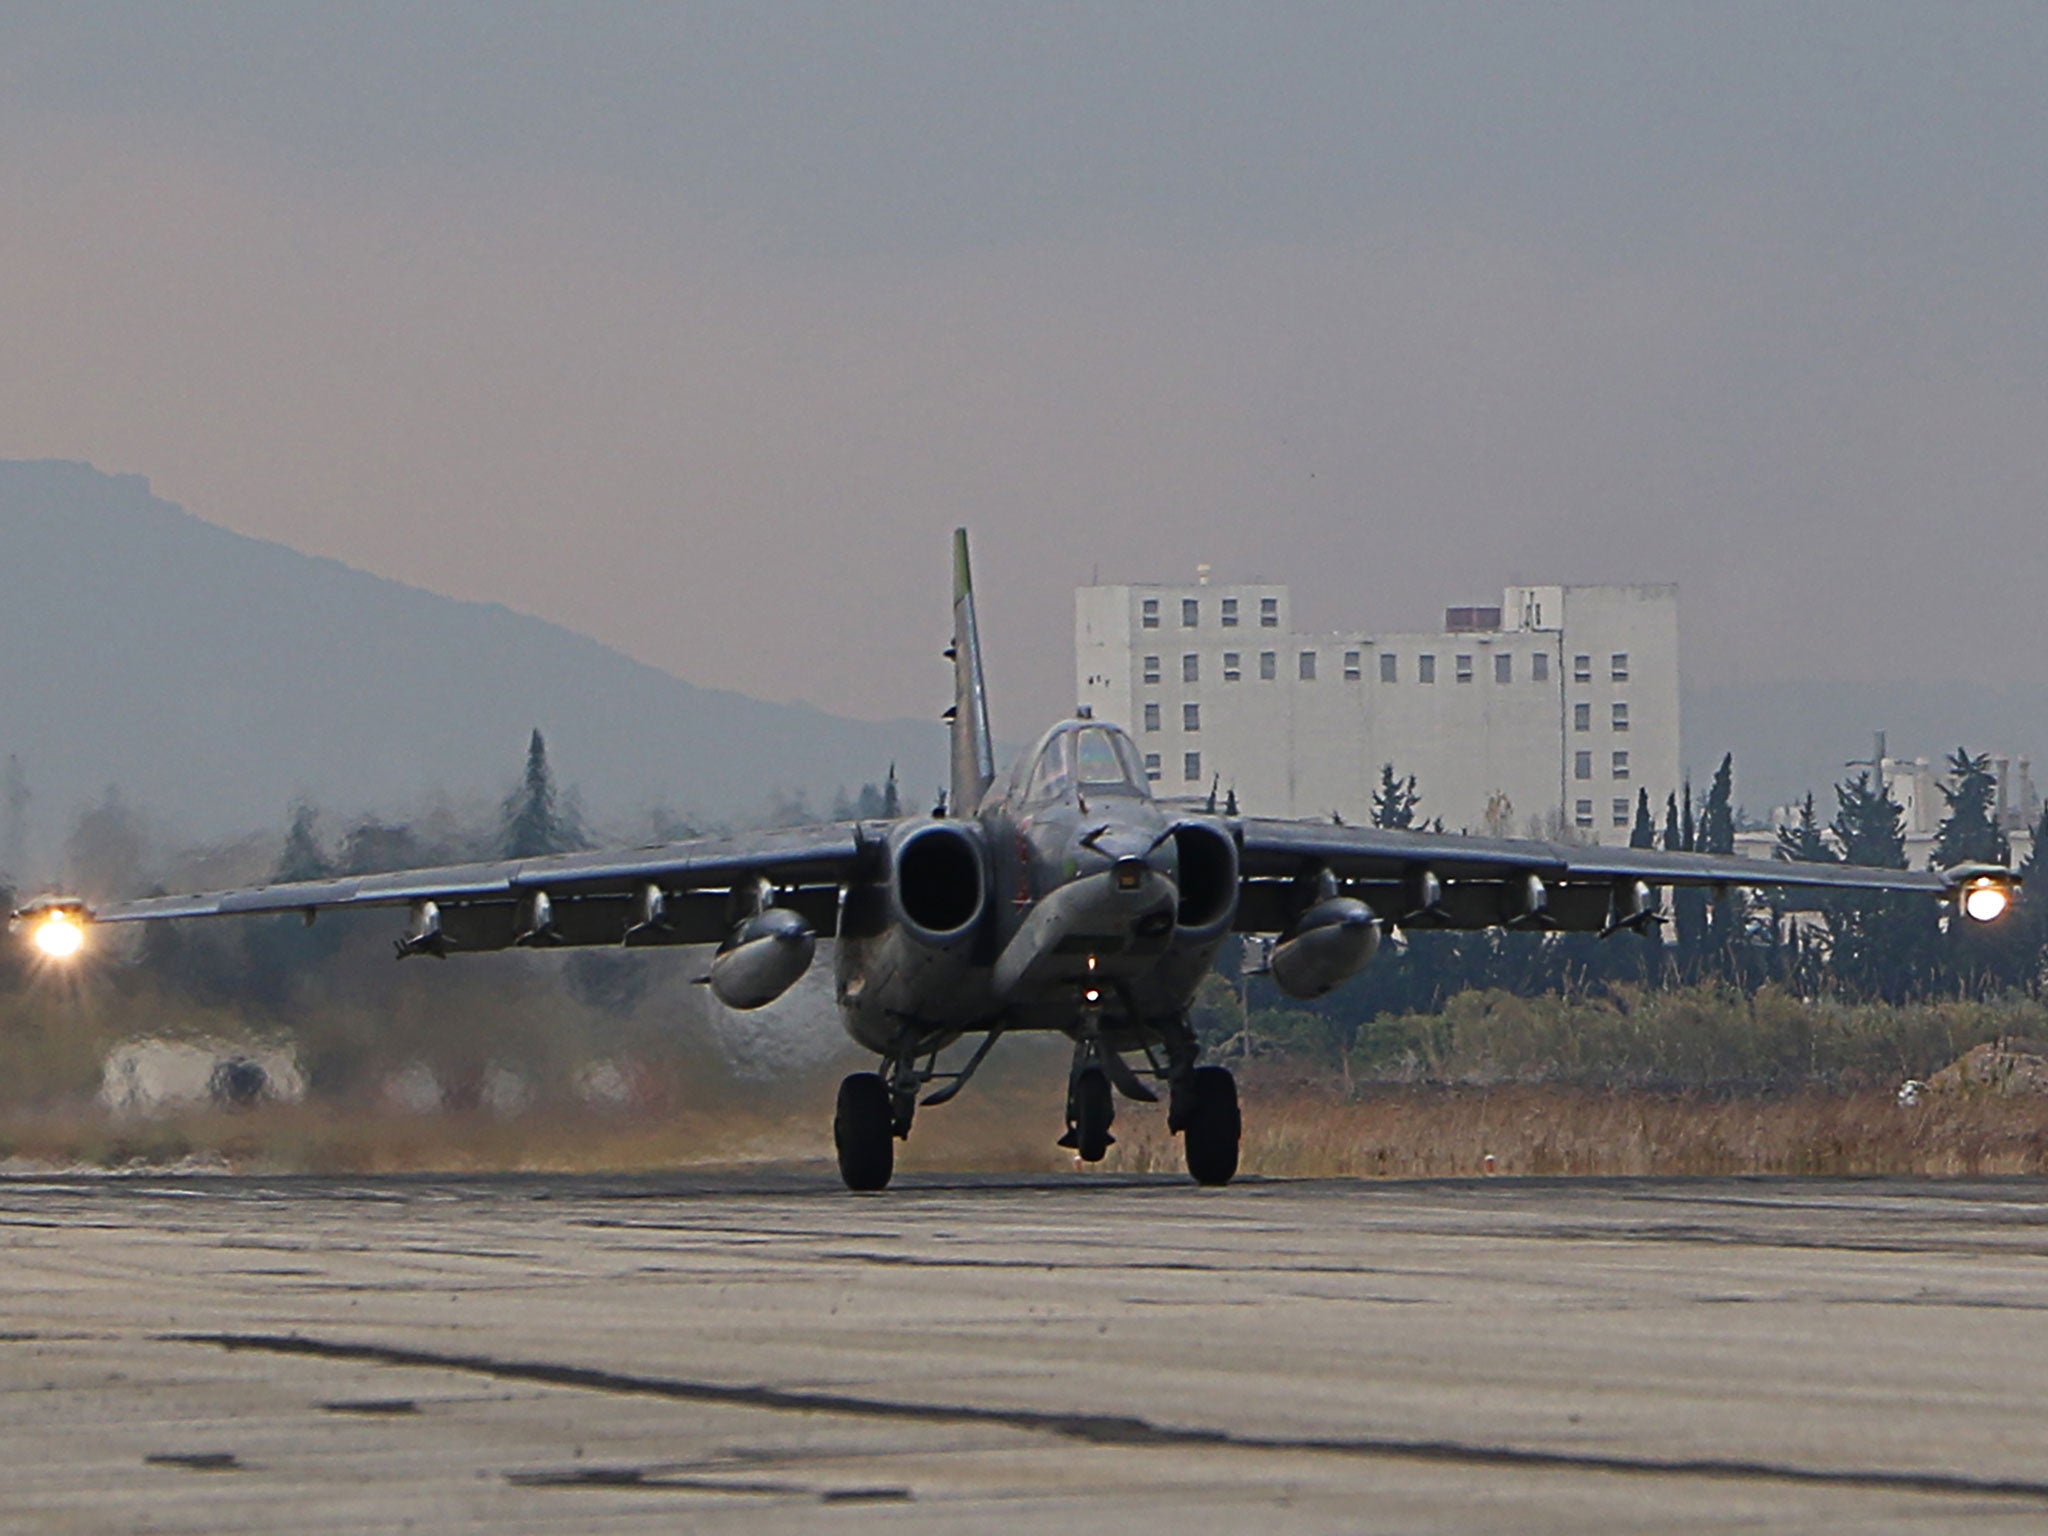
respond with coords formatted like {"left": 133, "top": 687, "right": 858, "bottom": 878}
{"left": 1231, "top": 816, "right": 2012, "bottom": 934}
{"left": 25, "top": 823, "right": 877, "bottom": 953}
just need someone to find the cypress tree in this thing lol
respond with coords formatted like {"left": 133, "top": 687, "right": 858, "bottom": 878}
{"left": 501, "top": 729, "right": 586, "bottom": 859}
{"left": 1629, "top": 788, "right": 1656, "bottom": 850}
{"left": 1700, "top": 754, "right": 1736, "bottom": 856}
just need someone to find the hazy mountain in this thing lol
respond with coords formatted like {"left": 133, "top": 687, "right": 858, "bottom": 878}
{"left": 0, "top": 461, "right": 943, "bottom": 880}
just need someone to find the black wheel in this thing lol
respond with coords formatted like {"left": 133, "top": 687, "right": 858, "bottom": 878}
{"left": 834, "top": 1072, "right": 895, "bottom": 1191}
{"left": 1071, "top": 1066, "right": 1115, "bottom": 1163}
{"left": 1182, "top": 1065, "right": 1240, "bottom": 1186}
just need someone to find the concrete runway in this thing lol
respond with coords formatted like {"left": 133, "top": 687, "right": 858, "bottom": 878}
{"left": 3, "top": 1172, "right": 2046, "bottom": 1534}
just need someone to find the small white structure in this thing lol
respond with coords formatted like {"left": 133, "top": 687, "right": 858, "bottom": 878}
{"left": 99, "top": 1038, "right": 305, "bottom": 1116}
{"left": 1077, "top": 575, "right": 1681, "bottom": 840}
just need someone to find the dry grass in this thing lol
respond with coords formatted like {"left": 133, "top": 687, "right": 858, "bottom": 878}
{"left": 6, "top": 1076, "right": 2048, "bottom": 1180}
{"left": 1102, "top": 1079, "right": 2048, "bottom": 1179}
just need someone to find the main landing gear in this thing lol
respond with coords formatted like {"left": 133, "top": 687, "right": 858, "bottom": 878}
{"left": 1172, "top": 1064, "right": 1241, "bottom": 1186}
{"left": 833, "top": 1072, "right": 896, "bottom": 1192}
{"left": 832, "top": 1021, "right": 1243, "bottom": 1191}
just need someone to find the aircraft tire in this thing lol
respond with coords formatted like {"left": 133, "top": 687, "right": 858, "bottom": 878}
{"left": 1073, "top": 1067, "right": 1114, "bottom": 1163}
{"left": 1182, "top": 1065, "right": 1240, "bottom": 1186}
{"left": 834, "top": 1072, "right": 895, "bottom": 1192}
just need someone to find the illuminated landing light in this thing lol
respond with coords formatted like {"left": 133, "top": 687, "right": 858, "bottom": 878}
{"left": 1081, "top": 986, "right": 1103, "bottom": 1005}
{"left": 33, "top": 913, "right": 85, "bottom": 959}
{"left": 1962, "top": 879, "right": 2012, "bottom": 924}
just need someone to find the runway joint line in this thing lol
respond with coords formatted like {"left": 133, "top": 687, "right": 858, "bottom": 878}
{"left": 168, "top": 1330, "right": 2048, "bottom": 1505}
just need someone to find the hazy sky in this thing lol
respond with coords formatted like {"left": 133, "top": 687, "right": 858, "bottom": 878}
{"left": 4, "top": 3, "right": 2045, "bottom": 734}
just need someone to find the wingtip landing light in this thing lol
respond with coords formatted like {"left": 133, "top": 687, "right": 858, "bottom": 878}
{"left": 1960, "top": 875, "right": 2013, "bottom": 924}
{"left": 15, "top": 899, "right": 92, "bottom": 960}
{"left": 34, "top": 912, "right": 85, "bottom": 958}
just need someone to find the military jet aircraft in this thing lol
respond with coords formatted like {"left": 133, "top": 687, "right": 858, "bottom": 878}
{"left": 16, "top": 532, "right": 2019, "bottom": 1189}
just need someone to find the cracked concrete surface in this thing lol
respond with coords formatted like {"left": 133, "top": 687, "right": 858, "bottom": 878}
{"left": 2, "top": 1171, "right": 2046, "bottom": 1532}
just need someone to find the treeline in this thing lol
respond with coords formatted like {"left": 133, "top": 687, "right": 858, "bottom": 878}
{"left": 0, "top": 731, "right": 900, "bottom": 1109}
{"left": 1203, "top": 749, "right": 2048, "bottom": 1084}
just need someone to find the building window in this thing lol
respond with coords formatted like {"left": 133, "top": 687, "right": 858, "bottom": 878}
{"left": 1495, "top": 653, "right": 1512, "bottom": 684}
{"left": 1612, "top": 702, "right": 1629, "bottom": 731}
{"left": 1455, "top": 654, "right": 1473, "bottom": 683}
{"left": 1143, "top": 753, "right": 1161, "bottom": 781}
{"left": 1344, "top": 650, "right": 1361, "bottom": 681}
{"left": 1223, "top": 651, "right": 1241, "bottom": 681}
{"left": 1575, "top": 750, "right": 1593, "bottom": 780}
{"left": 1612, "top": 750, "right": 1630, "bottom": 778}
{"left": 1142, "top": 598, "right": 1159, "bottom": 629}
{"left": 1299, "top": 650, "right": 1317, "bottom": 681}
{"left": 1183, "top": 703, "right": 1201, "bottom": 732}
{"left": 1143, "top": 702, "right": 1161, "bottom": 732}
{"left": 1575, "top": 799, "right": 1594, "bottom": 828}
{"left": 1574, "top": 702, "right": 1591, "bottom": 732}
{"left": 1182, "top": 653, "right": 1199, "bottom": 684}
{"left": 1259, "top": 596, "right": 1278, "bottom": 628}
{"left": 1184, "top": 751, "right": 1201, "bottom": 782}
{"left": 1142, "top": 655, "right": 1160, "bottom": 684}
{"left": 1418, "top": 654, "right": 1436, "bottom": 684}
{"left": 1532, "top": 652, "right": 1550, "bottom": 683}
{"left": 1183, "top": 597, "right": 1200, "bottom": 628}
{"left": 1380, "top": 653, "right": 1398, "bottom": 683}
{"left": 1611, "top": 652, "right": 1629, "bottom": 681}
{"left": 1221, "top": 597, "right": 1238, "bottom": 628}
{"left": 1573, "top": 653, "right": 1591, "bottom": 683}
{"left": 1612, "top": 798, "right": 1631, "bottom": 828}
{"left": 1259, "top": 651, "right": 1276, "bottom": 680}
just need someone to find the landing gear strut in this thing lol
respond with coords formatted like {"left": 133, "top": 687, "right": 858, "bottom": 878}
{"left": 1061, "top": 1064, "right": 1116, "bottom": 1162}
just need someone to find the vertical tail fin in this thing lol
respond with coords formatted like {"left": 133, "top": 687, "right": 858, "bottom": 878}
{"left": 949, "top": 528, "right": 997, "bottom": 816}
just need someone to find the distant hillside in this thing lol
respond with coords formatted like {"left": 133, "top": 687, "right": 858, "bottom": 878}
{"left": 0, "top": 461, "right": 942, "bottom": 879}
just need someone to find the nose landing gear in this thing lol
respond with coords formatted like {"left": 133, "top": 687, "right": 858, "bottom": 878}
{"left": 1058, "top": 1062, "right": 1116, "bottom": 1162}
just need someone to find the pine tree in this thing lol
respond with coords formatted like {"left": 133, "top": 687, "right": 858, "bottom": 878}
{"left": 1930, "top": 748, "right": 2009, "bottom": 869}
{"left": 1629, "top": 788, "right": 1656, "bottom": 849}
{"left": 1935, "top": 750, "right": 2023, "bottom": 991}
{"left": 501, "top": 729, "right": 585, "bottom": 859}
{"left": 1831, "top": 771, "right": 1906, "bottom": 870}
{"left": 1826, "top": 769, "right": 1938, "bottom": 999}
{"left": 275, "top": 802, "right": 331, "bottom": 882}
{"left": 2019, "top": 800, "right": 2048, "bottom": 889}
{"left": 1775, "top": 793, "right": 1835, "bottom": 864}
{"left": 1371, "top": 763, "right": 1420, "bottom": 830}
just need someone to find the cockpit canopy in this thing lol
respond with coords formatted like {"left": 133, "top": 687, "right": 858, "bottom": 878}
{"left": 1014, "top": 722, "right": 1152, "bottom": 807}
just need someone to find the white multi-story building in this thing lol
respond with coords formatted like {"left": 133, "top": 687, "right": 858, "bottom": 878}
{"left": 1075, "top": 577, "right": 1680, "bottom": 841}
